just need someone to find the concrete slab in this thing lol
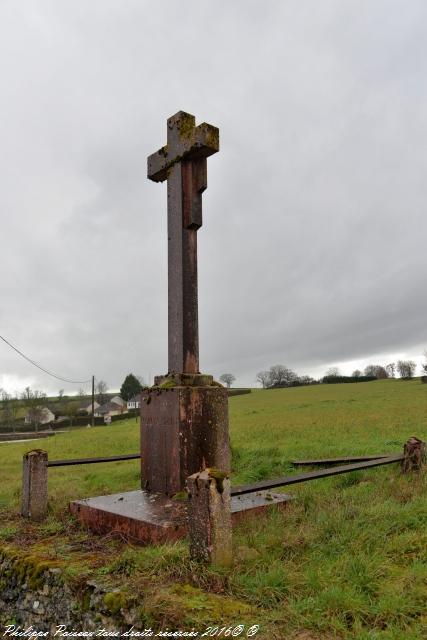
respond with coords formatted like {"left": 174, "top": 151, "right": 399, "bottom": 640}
{"left": 70, "top": 489, "right": 292, "bottom": 544}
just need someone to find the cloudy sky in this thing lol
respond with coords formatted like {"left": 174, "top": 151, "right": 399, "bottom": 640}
{"left": 1, "top": 1, "right": 426, "bottom": 394}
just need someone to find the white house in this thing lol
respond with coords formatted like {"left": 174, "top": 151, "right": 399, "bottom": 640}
{"left": 24, "top": 406, "right": 55, "bottom": 426}
{"left": 94, "top": 399, "right": 127, "bottom": 418}
{"left": 79, "top": 399, "right": 100, "bottom": 415}
{"left": 110, "top": 396, "right": 126, "bottom": 408}
{"left": 127, "top": 394, "right": 141, "bottom": 410}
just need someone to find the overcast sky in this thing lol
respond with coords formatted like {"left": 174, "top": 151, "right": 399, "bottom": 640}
{"left": 1, "top": 1, "right": 426, "bottom": 394}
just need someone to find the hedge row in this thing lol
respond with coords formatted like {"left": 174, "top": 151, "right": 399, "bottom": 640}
{"left": 0, "top": 423, "right": 33, "bottom": 434}
{"left": 52, "top": 411, "right": 138, "bottom": 428}
{"left": 0, "top": 410, "right": 139, "bottom": 433}
{"left": 321, "top": 375, "right": 377, "bottom": 384}
{"left": 227, "top": 388, "right": 252, "bottom": 397}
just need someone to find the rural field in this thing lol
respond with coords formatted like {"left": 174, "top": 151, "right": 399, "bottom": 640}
{"left": 1, "top": 379, "right": 426, "bottom": 639}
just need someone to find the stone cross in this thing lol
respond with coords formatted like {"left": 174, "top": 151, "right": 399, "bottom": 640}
{"left": 147, "top": 111, "right": 219, "bottom": 375}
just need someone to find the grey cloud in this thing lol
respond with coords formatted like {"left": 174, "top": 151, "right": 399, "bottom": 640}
{"left": 0, "top": 1, "right": 426, "bottom": 393}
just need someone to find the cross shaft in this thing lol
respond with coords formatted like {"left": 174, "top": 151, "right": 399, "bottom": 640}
{"left": 147, "top": 112, "right": 219, "bottom": 374}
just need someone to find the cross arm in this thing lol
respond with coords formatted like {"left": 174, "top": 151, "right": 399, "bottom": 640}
{"left": 147, "top": 117, "right": 219, "bottom": 183}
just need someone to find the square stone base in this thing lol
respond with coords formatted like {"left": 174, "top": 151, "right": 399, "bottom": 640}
{"left": 141, "top": 385, "right": 230, "bottom": 495}
{"left": 70, "top": 489, "right": 292, "bottom": 544}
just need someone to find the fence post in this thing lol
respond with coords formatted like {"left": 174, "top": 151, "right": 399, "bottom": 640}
{"left": 186, "top": 468, "right": 232, "bottom": 566}
{"left": 21, "top": 449, "right": 48, "bottom": 521}
{"left": 402, "top": 437, "right": 426, "bottom": 473}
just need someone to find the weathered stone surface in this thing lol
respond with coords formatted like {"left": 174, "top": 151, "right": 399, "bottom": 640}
{"left": 0, "top": 548, "right": 140, "bottom": 631}
{"left": 147, "top": 111, "right": 219, "bottom": 375}
{"left": 1, "top": 547, "right": 257, "bottom": 631}
{"left": 402, "top": 437, "right": 426, "bottom": 473}
{"left": 71, "top": 489, "right": 292, "bottom": 544}
{"left": 21, "top": 449, "right": 48, "bottom": 521}
{"left": 71, "top": 489, "right": 188, "bottom": 544}
{"left": 141, "top": 385, "right": 230, "bottom": 496}
{"left": 187, "top": 468, "right": 232, "bottom": 566}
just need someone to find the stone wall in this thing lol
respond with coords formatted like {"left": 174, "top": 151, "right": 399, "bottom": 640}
{"left": 0, "top": 547, "right": 141, "bottom": 632}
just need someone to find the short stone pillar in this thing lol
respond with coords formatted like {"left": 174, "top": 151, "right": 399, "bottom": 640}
{"left": 186, "top": 468, "right": 232, "bottom": 566}
{"left": 402, "top": 437, "right": 426, "bottom": 473}
{"left": 21, "top": 449, "right": 48, "bottom": 521}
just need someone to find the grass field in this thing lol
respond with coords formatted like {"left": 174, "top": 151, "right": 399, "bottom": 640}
{"left": 1, "top": 379, "right": 426, "bottom": 638}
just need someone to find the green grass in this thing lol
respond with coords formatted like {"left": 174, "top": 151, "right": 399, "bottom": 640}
{"left": 1, "top": 379, "right": 426, "bottom": 638}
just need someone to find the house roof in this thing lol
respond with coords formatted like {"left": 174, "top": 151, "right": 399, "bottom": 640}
{"left": 79, "top": 399, "right": 100, "bottom": 409}
{"left": 96, "top": 400, "right": 124, "bottom": 415}
{"left": 128, "top": 395, "right": 141, "bottom": 402}
{"left": 25, "top": 406, "right": 55, "bottom": 417}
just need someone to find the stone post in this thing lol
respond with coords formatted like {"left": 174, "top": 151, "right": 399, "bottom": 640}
{"left": 21, "top": 449, "right": 48, "bottom": 521}
{"left": 401, "top": 437, "right": 426, "bottom": 473}
{"left": 186, "top": 468, "right": 232, "bottom": 566}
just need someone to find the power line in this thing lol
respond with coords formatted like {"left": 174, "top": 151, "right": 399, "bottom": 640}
{"left": 0, "top": 334, "right": 92, "bottom": 384}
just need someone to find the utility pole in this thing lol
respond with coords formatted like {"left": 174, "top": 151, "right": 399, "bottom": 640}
{"left": 91, "top": 375, "right": 95, "bottom": 427}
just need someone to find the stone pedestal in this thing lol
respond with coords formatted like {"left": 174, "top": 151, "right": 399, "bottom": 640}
{"left": 141, "top": 375, "right": 230, "bottom": 496}
{"left": 70, "top": 488, "right": 292, "bottom": 544}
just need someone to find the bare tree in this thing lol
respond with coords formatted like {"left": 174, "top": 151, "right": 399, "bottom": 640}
{"left": 20, "top": 387, "right": 47, "bottom": 431}
{"left": 256, "top": 371, "right": 271, "bottom": 389}
{"left": 1, "top": 389, "right": 18, "bottom": 432}
{"left": 352, "top": 369, "right": 362, "bottom": 378}
{"left": 269, "top": 364, "right": 298, "bottom": 387}
{"left": 422, "top": 351, "right": 427, "bottom": 375}
{"left": 364, "top": 364, "right": 388, "bottom": 379}
{"left": 325, "top": 367, "right": 341, "bottom": 378}
{"left": 397, "top": 360, "right": 417, "bottom": 379}
{"left": 219, "top": 373, "right": 236, "bottom": 388}
{"left": 385, "top": 363, "right": 396, "bottom": 378}
{"left": 95, "top": 379, "right": 108, "bottom": 404}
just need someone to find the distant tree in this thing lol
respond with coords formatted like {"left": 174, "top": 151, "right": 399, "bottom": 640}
{"left": 219, "top": 373, "right": 236, "bottom": 388}
{"left": 299, "top": 375, "right": 316, "bottom": 386}
{"left": 325, "top": 367, "right": 341, "bottom": 378}
{"left": 352, "top": 369, "right": 362, "bottom": 378}
{"left": 385, "top": 363, "right": 396, "bottom": 378}
{"left": 120, "top": 373, "right": 143, "bottom": 401}
{"left": 256, "top": 371, "right": 271, "bottom": 389}
{"left": 58, "top": 389, "right": 65, "bottom": 401}
{"left": 95, "top": 380, "right": 108, "bottom": 404}
{"left": 1, "top": 390, "right": 18, "bottom": 432}
{"left": 65, "top": 401, "right": 80, "bottom": 427}
{"left": 364, "top": 364, "right": 388, "bottom": 379}
{"left": 422, "top": 352, "right": 427, "bottom": 375}
{"left": 77, "top": 388, "right": 86, "bottom": 398}
{"left": 397, "top": 360, "right": 417, "bottom": 379}
{"left": 20, "top": 387, "right": 47, "bottom": 431}
{"left": 269, "top": 364, "right": 298, "bottom": 388}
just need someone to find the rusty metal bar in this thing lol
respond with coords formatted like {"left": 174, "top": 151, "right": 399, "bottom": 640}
{"left": 291, "top": 454, "right": 390, "bottom": 466}
{"left": 47, "top": 453, "right": 140, "bottom": 467}
{"left": 231, "top": 454, "right": 404, "bottom": 497}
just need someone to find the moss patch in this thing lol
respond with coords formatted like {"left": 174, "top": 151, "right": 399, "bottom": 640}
{"left": 145, "top": 583, "right": 254, "bottom": 628}
{"left": 103, "top": 591, "right": 127, "bottom": 615}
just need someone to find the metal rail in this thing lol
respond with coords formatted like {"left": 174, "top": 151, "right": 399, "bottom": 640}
{"left": 47, "top": 453, "right": 140, "bottom": 467}
{"left": 47, "top": 452, "right": 404, "bottom": 497}
{"left": 291, "top": 454, "right": 390, "bottom": 466}
{"left": 231, "top": 454, "right": 403, "bottom": 497}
